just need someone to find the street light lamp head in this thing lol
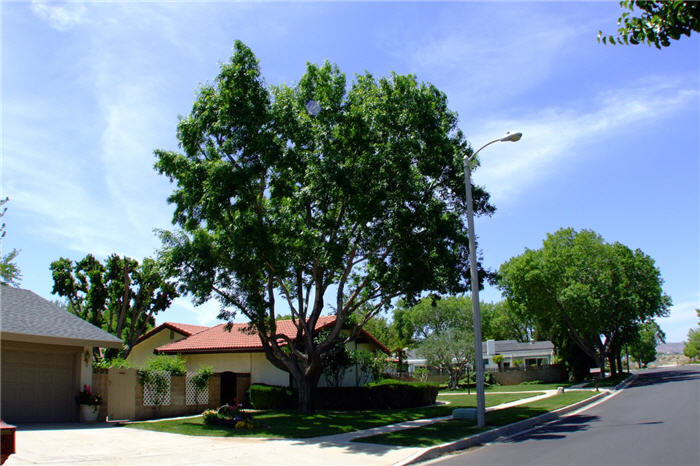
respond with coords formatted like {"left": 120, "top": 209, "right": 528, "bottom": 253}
{"left": 500, "top": 132, "right": 522, "bottom": 142}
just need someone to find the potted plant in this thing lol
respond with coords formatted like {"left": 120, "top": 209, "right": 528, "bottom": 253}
{"left": 76, "top": 385, "right": 102, "bottom": 422}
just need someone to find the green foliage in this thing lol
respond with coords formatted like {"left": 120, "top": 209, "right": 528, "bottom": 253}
{"left": 154, "top": 41, "right": 493, "bottom": 412}
{"left": 684, "top": 315, "right": 700, "bottom": 362}
{"left": 419, "top": 327, "right": 474, "bottom": 390}
{"left": 0, "top": 248, "right": 22, "bottom": 287}
{"left": 317, "top": 329, "right": 354, "bottom": 388}
{"left": 0, "top": 198, "right": 22, "bottom": 287}
{"left": 481, "top": 301, "right": 534, "bottom": 342}
{"left": 143, "top": 354, "right": 187, "bottom": 376}
{"left": 599, "top": 1, "right": 700, "bottom": 48}
{"left": 190, "top": 366, "right": 213, "bottom": 391}
{"left": 93, "top": 357, "right": 134, "bottom": 370}
{"left": 50, "top": 254, "right": 178, "bottom": 358}
{"left": 413, "top": 367, "right": 429, "bottom": 382}
{"left": 394, "top": 296, "right": 473, "bottom": 346}
{"left": 361, "top": 316, "right": 402, "bottom": 352}
{"left": 498, "top": 227, "right": 671, "bottom": 379}
{"left": 513, "top": 359, "right": 523, "bottom": 368}
{"left": 629, "top": 321, "right": 665, "bottom": 368}
{"left": 249, "top": 384, "right": 295, "bottom": 410}
{"left": 492, "top": 354, "right": 504, "bottom": 371}
{"left": 352, "top": 350, "right": 389, "bottom": 386}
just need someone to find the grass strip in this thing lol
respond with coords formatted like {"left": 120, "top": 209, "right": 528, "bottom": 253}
{"left": 440, "top": 381, "right": 572, "bottom": 393}
{"left": 125, "top": 392, "right": 541, "bottom": 439}
{"left": 355, "top": 391, "right": 596, "bottom": 447}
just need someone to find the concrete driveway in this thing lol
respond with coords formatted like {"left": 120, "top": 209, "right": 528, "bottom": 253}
{"left": 6, "top": 422, "right": 422, "bottom": 465}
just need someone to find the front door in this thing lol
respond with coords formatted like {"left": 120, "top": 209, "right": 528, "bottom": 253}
{"left": 220, "top": 371, "right": 237, "bottom": 405}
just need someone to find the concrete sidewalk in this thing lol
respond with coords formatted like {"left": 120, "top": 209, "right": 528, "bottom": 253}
{"left": 6, "top": 388, "right": 605, "bottom": 466}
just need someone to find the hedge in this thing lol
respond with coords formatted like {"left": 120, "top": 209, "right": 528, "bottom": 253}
{"left": 249, "top": 380, "right": 439, "bottom": 411}
{"left": 249, "top": 384, "right": 295, "bottom": 410}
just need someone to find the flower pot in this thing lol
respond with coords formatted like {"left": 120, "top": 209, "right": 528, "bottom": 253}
{"left": 80, "top": 404, "right": 99, "bottom": 423}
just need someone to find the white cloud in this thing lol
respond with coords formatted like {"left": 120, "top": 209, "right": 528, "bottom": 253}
{"left": 469, "top": 79, "right": 699, "bottom": 205}
{"left": 31, "top": 0, "right": 87, "bottom": 31}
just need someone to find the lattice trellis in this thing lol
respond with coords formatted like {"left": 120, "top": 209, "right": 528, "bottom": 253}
{"left": 143, "top": 370, "right": 171, "bottom": 406}
{"left": 186, "top": 373, "right": 209, "bottom": 405}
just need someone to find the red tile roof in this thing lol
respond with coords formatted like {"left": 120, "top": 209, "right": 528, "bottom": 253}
{"left": 155, "top": 316, "right": 390, "bottom": 355}
{"left": 135, "top": 322, "right": 209, "bottom": 345}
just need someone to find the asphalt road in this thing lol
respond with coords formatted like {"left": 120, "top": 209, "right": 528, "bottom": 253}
{"left": 433, "top": 366, "right": 700, "bottom": 466}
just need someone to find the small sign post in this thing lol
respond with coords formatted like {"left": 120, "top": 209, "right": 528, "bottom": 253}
{"left": 590, "top": 367, "right": 602, "bottom": 391}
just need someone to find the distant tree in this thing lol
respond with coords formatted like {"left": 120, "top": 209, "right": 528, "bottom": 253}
{"left": 0, "top": 197, "right": 22, "bottom": 287}
{"left": 394, "top": 296, "right": 473, "bottom": 347}
{"left": 154, "top": 41, "right": 493, "bottom": 413}
{"left": 0, "top": 248, "right": 22, "bottom": 287}
{"left": 361, "top": 315, "right": 402, "bottom": 352}
{"left": 498, "top": 228, "right": 671, "bottom": 379}
{"left": 419, "top": 327, "right": 474, "bottom": 390}
{"left": 599, "top": 1, "right": 700, "bottom": 48}
{"left": 682, "top": 309, "right": 700, "bottom": 362}
{"left": 629, "top": 321, "right": 665, "bottom": 368}
{"left": 481, "top": 301, "right": 534, "bottom": 342}
{"left": 50, "top": 254, "right": 178, "bottom": 358}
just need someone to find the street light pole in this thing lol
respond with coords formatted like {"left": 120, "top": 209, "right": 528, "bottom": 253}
{"left": 463, "top": 132, "right": 522, "bottom": 428}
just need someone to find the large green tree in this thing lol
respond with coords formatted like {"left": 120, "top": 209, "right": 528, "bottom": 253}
{"left": 154, "top": 41, "right": 493, "bottom": 412}
{"left": 498, "top": 228, "right": 671, "bottom": 378}
{"left": 599, "top": 1, "right": 700, "bottom": 48}
{"left": 50, "top": 254, "right": 178, "bottom": 358}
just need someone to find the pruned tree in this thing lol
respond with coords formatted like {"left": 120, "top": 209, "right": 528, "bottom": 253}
{"left": 50, "top": 254, "right": 178, "bottom": 357}
{"left": 419, "top": 327, "right": 474, "bottom": 390}
{"left": 154, "top": 41, "right": 493, "bottom": 412}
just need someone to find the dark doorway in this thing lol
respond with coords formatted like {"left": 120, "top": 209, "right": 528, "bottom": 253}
{"left": 220, "top": 372, "right": 237, "bottom": 405}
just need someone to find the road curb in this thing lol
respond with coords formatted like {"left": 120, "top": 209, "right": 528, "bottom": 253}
{"left": 394, "top": 390, "right": 609, "bottom": 466}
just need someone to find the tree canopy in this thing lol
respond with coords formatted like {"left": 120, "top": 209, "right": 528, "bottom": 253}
{"left": 498, "top": 228, "right": 671, "bottom": 378}
{"left": 50, "top": 254, "right": 178, "bottom": 357}
{"left": 154, "top": 41, "right": 493, "bottom": 412}
{"left": 599, "top": 1, "right": 700, "bottom": 48}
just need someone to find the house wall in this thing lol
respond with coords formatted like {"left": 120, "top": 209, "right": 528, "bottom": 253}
{"left": 127, "top": 329, "right": 188, "bottom": 367}
{"left": 181, "top": 351, "right": 288, "bottom": 387}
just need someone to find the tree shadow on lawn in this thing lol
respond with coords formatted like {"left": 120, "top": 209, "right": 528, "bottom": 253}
{"left": 503, "top": 414, "right": 599, "bottom": 443}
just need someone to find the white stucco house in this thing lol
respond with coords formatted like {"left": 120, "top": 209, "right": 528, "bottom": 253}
{"left": 129, "top": 316, "right": 389, "bottom": 405}
{"left": 406, "top": 339, "right": 555, "bottom": 374}
{"left": 0, "top": 287, "right": 122, "bottom": 423}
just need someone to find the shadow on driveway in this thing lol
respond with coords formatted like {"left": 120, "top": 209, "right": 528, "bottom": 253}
{"left": 503, "top": 414, "right": 599, "bottom": 443}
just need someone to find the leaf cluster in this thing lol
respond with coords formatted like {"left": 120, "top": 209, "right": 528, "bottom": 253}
{"left": 599, "top": 1, "right": 700, "bottom": 48}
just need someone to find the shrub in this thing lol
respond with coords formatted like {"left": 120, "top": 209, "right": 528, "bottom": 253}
{"left": 203, "top": 404, "right": 254, "bottom": 429}
{"left": 190, "top": 366, "right": 213, "bottom": 391}
{"left": 365, "top": 379, "right": 439, "bottom": 409}
{"left": 93, "top": 357, "right": 134, "bottom": 370}
{"left": 143, "top": 354, "right": 187, "bottom": 375}
{"left": 249, "top": 384, "right": 295, "bottom": 410}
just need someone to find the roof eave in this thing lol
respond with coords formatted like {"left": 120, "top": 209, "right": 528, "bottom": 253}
{"left": 1, "top": 331, "right": 123, "bottom": 348}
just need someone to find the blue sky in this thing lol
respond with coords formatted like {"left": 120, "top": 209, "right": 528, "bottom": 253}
{"left": 2, "top": 1, "right": 698, "bottom": 342}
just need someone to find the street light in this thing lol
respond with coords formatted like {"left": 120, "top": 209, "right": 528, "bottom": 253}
{"left": 463, "top": 131, "right": 522, "bottom": 428}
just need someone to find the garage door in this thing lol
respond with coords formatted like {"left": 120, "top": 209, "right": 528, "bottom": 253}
{"left": 1, "top": 346, "right": 78, "bottom": 423}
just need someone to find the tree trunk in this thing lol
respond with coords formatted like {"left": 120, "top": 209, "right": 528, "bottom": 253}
{"left": 616, "top": 352, "right": 623, "bottom": 374}
{"left": 296, "top": 370, "right": 322, "bottom": 413}
{"left": 608, "top": 354, "right": 617, "bottom": 377}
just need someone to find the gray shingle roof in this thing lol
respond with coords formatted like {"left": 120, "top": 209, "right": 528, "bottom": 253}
{"left": 0, "top": 286, "right": 122, "bottom": 347}
{"left": 482, "top": 339, "right": 554, "bottom": 353}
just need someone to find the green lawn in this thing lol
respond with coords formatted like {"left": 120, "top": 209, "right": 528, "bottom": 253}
{"left": 125, "top": 392, "right": 541, "bottom": 439}
{"left": 441, "top": 381, "right": 572, "bottom": 393}
{"left": 355, "top": 391, "right": 597, "bottom": 447}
